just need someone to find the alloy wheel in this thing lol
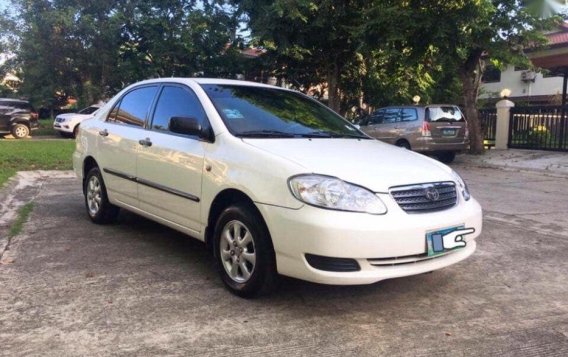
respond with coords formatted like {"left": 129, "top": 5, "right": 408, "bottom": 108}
{"left": 86, "top": 175, "right": 102, "bottom": 216}
{"left": 220, "top": 220, "right": 256, "bottom": 283}
{"left": 14, "top": 126, "right": 28, "bottom": 138}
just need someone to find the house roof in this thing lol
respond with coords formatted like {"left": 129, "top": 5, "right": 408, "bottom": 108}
{"left": 546, "top": 23, "right": 568, "bottom": 46}
{"left": 529, "top": 23, "right": 568, "bottom": 70}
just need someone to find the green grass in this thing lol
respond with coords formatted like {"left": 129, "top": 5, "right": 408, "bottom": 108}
{"left": 0, "top": 140, "right": 75, "bottom": 187}
{"left": 8, "top": 203, "right": 34, "bottom": 237}
{"left": 33, "top": 119, "right": 58, "bottom": 136}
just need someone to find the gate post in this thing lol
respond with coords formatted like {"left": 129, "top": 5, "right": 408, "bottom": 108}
{"left": 495, "top": 98, "right": 515, "bottom": 150}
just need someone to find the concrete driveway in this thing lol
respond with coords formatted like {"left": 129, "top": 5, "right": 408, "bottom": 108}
{"left": 1, "top": 166, "right": 568, "bottom": 356}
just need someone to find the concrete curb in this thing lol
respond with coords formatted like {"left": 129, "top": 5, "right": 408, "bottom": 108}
{"left": 453, "top": 150, "right": 568, "bottom": 179}
{"left": 455, "top": 161, "right": 568, "bottom": 179}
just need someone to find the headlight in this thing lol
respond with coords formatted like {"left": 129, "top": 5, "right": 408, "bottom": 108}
{"left": 451, "top": 170, "right": 471, "bottom": 201}
{"left": 288, "top": 174, "right": 387, "bottom": 214}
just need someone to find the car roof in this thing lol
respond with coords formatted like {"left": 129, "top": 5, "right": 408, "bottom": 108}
{"left": 129, "top": 77, "right": 287, "bottom": 90}
{"left": 378, "top": 104, "right": 459, "bottom": 109}
{"left": 0, "top": 98, "right": 29, "bottom": 103}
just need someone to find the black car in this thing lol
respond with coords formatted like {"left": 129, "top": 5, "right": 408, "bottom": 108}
{"left": 0, "top": 99, "right": 39, "bottom": 139}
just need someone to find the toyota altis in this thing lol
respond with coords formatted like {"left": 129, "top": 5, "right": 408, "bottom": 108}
{"left": 72, "top": 78, "right": 482, "bottom": 297}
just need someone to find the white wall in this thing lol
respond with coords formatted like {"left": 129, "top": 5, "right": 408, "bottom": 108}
{"left": 479, "top": 65, "right": 564, "bottom": 100}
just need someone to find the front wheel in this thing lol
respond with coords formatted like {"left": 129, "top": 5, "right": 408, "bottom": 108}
{"left": 84, "top": 167, "right": 119, "bottom": 224}
{"left": 214, "top": 204, "right": 278, "bottom": 298}
{"left": 11, "top": 124, "right": 30, "bottom": 139}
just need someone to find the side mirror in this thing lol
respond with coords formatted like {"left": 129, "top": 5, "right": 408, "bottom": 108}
{"left": 169, "top": 116, "right": 214, "bottom": 141}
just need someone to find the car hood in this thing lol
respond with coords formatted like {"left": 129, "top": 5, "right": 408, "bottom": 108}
{"left": 242, "top": 138, "right": 454, "bottom": 192}
{"left": 56, "top": 113, "right": 93, "bottom": 120}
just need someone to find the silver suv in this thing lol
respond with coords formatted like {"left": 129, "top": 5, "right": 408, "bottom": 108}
{"left": 360, "top": 105, "right": 469, "bottom": 163}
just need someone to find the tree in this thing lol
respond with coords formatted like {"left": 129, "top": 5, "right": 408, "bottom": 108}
{"left": 364, "top": 0, "right": 558, "bottom": 153}
{"left": 234, "top": 0, "right": 372, "bottom": 113}
{"left": 0, "top": 0, "right": 243, "bottom": 110}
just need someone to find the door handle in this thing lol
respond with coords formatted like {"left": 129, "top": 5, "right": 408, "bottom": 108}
{"left": 99, "top": 129, "right": 109, "bottom": 137}
{"left": 139, "top": 138, "right": 152, "bottom": 147}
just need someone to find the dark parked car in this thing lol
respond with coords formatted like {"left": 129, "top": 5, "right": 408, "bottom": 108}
{"left": 0, "top": 99, "right": 39, "bottom": 139}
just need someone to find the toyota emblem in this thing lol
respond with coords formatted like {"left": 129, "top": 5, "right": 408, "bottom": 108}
{"left": 425, "top": 187, "right": 440, "bottom": 201}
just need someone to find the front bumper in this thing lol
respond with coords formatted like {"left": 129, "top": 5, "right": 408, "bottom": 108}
{"left": 53, "top": 122, "right": 73, "bottom": 133}
{"left": 257, "top": 194, "right": 482, "bottom": 285}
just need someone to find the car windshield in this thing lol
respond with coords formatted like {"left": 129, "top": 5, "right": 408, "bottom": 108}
{"left": 79, "top": 106, "right": 99, "bottom": 115}
{"left": 427, "top": 106, "right": 465, "bottom": 122}
{"left": 201, "top": 84, "right": 368, "bottom": 139}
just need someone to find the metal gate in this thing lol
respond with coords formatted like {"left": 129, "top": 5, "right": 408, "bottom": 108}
{"left": 509, "top": 106, "right": 568, "bottom": 151}
{"left": 479, "top": 108, "right": 497, "bottom": 148}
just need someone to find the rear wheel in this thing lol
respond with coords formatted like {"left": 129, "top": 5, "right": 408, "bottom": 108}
{"left": 395, "top": 140, "right": 411, "bottom": 150}
{"left": 214, "top": 203, "right": 278, "bottom": 298}
{"left": 436, "top": 151, "right": 456, "bottom": 164}
{"left": 11, "top": 124, "right": 29, "bottom": 139}
{"left": 84, "top": 167, "right": 119, "bottom": 224}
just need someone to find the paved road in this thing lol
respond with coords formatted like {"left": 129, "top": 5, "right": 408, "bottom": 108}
{"left": 1, "top": 166, "right": 567, "bottom": 356}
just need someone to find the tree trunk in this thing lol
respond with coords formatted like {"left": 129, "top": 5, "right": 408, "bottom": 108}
{"left": 327, "top": 60, "right": 341, "bottom": 113}
{"left": 460, "top": 51, "right": 485, "bottom": 154}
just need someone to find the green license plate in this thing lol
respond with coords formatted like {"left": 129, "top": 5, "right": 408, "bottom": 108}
{"left": 426, "top": 225, "right": 464, "bottom": 256}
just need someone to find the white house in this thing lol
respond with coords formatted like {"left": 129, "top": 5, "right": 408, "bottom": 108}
{"left": 479, "top": 65, "right": 564, "bottom": 105}
{"left": 480, "top": 1, "right": 568, "bottom": 105}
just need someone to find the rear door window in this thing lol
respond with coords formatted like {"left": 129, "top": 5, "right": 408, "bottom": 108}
{"left": 382, "top": 108, "right": 400, "bottom": 123}
{"left": 400, "top": 108, "right": 418, "bottom": 122}
{"left": 107, "top": 86, "right": 158, "bottom": 127}
{"left": 427, "top": 106, "right": 464, "bottom": 122}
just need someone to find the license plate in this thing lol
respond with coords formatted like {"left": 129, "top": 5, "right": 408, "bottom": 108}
{"left": 442, "top": 129, "right": 456, "bottom": 136}
{"left": 426, "top": 225, "right": 464, "bottom": 256}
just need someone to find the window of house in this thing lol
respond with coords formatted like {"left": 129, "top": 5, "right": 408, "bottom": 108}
{"left": 482, "top": 66, "right": 501, "bottom": 83}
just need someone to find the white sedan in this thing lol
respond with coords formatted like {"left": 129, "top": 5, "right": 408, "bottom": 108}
{"left": 72, "top": 78, "right": 482, "bottom": 297}
{"left": 53, "top": 105, "right": 100, "bottom": 137}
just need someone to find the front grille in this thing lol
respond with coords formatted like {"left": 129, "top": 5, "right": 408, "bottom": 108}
{"left": 390, "top": 182, "right": 457, "bottom": 213}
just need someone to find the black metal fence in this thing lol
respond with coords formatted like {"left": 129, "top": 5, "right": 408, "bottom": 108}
{"left": 479, "top": 108, "right": 497, "bottom": 147}
{"left": 509, "top": 106, "right": 568, "bottom": 151}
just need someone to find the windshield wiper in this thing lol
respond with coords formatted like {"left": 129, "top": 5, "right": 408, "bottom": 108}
{"left": 329, "top": 133, "right": 370, "bottom": 139}
{"left": 237, "top": 130, "right": 296, "bottom": 138}
{"left": 297, "top": 132, "right": 333, "bottom": 138}
{"left": 300, "top": 130, "right": 368, "bottom": 139}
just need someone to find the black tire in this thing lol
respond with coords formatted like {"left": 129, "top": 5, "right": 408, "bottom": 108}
{"left": 437, "top": 151, "right": 456, "bottom": 164}
{"left": 11, "top": 123, "right": 30, "bottom": 139}
{"left": 84, "top": 167, "right": 119, "bottom": 224}
{"left": 213, "top": 203, "right": 278, "bottom": 298}
{"left": 396, "top": 140, "right": 411, "bottom": 150}
{"left": 72, "top": 125, "right": 79, "bottom": 138}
